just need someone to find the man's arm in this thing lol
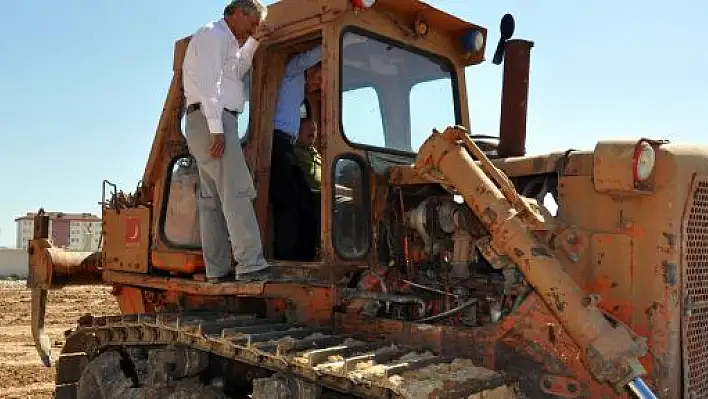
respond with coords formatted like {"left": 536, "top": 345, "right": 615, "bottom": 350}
{"left": 235, "top": 37, "right": 260, "bottom": 80}
{"left": 282, "top": 36, "right": 363, "bottom": 78}
{"left": 192, "top": 30, "right": 229, "bottom": 134}
{"left": 284, "top": 45, "right": 323, "bottom": 77}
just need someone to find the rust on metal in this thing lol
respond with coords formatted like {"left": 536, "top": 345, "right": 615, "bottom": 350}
{"left": 539, "top": 374, "right": 583, "bottom": 398}
{"left": 498, "top": 40, "right": 533, "bottom": 158}
{"left": 680, "top": 174, "right": 708, "bottom": 397}
{"left": 592, "top": 139, "right": 664, "bottom": 195}
{"left": 27, "top": 243, "right": 102, "bottom": 290}
{"left": 24, "top": 0, "right": 708, "bottom": 397}
{"left": 104, "top": 269, "right": 269, "bottom": 297}
{"left": 387, "top": 151, "right": 594, "bottom": 187}
{"left": 413, "top": 126, "right": 647, "bottom": 390}
{"left": 103, "top": 207, "right": 151, "bottom": 273}
{"left": 32, "top": 209, "right": 50, "bottom": 240}
{"left": 335, "top": 293, "right": 626, "bottom": 398}
{"left": 55, "top": 311, "right": 519, "bottom": 398}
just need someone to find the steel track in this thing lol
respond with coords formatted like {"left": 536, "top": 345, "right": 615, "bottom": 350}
{"left": 54, "top": 310, "right": 519, "bottom": 398}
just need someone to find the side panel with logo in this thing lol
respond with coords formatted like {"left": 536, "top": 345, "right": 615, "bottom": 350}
{"left": 103, "top": 207, "right": 151, "bottom": 273}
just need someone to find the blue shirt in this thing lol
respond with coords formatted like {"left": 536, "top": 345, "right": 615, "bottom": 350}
{"left": 273, "top": 46, "right": 322, "bottom": 136}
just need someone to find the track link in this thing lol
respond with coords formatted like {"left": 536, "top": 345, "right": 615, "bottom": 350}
{"left": 55, "top": 310, "right": 519, "bottom": 398}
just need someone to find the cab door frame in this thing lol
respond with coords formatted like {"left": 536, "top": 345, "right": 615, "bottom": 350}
{"left": 247, "top": 30, "right": 328, "bottom": 269}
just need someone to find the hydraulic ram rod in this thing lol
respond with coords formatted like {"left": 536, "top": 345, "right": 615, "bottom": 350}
{"left": 414, "top": 126, "right": 649, "bottom": 393}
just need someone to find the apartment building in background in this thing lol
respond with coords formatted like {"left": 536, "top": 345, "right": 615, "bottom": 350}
{"left": 15, "top": 211, "right": 102, "bottom": 251}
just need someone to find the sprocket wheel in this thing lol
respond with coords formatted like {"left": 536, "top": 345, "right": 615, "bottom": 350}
{"left": 76, "top": 350, "right": 144, "bottom": 399}
{"left": 76, "top": 350, "right": 231, "bottom": 398}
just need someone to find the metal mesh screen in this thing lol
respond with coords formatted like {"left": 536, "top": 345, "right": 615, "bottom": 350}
{"left": 685, "top": 179, "right": 708, "bottom": 397}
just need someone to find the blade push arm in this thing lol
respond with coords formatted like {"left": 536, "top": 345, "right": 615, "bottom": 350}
{"left": 414, "top": 127, "right": 655, "bottom": 396}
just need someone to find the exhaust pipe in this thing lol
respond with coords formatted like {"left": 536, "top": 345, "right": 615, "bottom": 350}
{"left": 498, "top": 39, "right": 533, "bottom": 158}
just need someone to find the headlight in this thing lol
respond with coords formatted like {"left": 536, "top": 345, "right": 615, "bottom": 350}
{"left": 633, "top": 140, "right": 656, "bottom": 182}
{"left": 462, "top": 30, "right": 484, "bottom": 53}
{"left": 351, "top": 0, "right": 376, "bottom": 9}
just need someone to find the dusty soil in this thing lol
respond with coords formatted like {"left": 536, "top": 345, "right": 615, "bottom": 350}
{"left": 0, "top": 282, "right": 119, "bottom": 398}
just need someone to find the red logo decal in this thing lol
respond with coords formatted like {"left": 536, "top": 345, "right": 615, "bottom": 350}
{"left": 124, "top": 217, "right": 141, "bottom": 247}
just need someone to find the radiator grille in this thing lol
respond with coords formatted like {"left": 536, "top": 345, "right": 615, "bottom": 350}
{"left": 685, "top": 179, "right": 708, "bottom": 397}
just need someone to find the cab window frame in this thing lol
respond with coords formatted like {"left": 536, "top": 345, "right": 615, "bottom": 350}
{"left": 337, "top": 25, "right": 462, "bottom": 157}
{"left": 159, "top": 153, "right": 202, "bottom": 251}
{"left": 331, "top": 152, "right": 372, "bottom": 261}
{"left": 238, "top": 70, "right": 253, "bottom": 144}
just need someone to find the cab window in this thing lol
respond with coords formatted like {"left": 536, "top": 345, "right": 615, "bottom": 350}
{"left": 332, "top": 156, "right": 369, "bottom": 259}
{"left": 340, "top": 29, "right": 458, "bottom": 154}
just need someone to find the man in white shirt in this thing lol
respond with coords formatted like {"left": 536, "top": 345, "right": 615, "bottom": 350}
{"left": 182, "top": 0, "right": 277, "bottom": 282}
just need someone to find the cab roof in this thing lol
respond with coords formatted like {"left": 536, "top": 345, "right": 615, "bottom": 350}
{"left": 265, "top": 0, "right": 486, "bottom": 45}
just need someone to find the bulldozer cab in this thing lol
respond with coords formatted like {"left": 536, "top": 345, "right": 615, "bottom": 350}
{"left": 142, "top": 0, "right": 494, "bottom": 279}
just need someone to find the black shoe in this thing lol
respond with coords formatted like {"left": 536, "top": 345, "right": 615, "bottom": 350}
{"left": 206, "top": 274, "right": 233, "bottom": 283}
{"left": 236, "top": 267, "right": 287, "bottom": 282}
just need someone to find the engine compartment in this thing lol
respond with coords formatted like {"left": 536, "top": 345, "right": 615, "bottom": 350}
{"left": 345, "top": 183, "right": 535, "bottom": 328}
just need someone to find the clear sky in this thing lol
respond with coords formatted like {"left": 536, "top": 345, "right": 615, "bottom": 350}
{"left": 0, "top": 0, "right": 706, "bottom": 247}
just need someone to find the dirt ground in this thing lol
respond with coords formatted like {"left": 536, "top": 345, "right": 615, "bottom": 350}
{"left": 0, "top": 282, "right": 119, "bottom": 398}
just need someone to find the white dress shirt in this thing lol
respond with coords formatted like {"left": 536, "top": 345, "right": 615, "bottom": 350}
{"left": 183, "top": 19, "right": 259, "bottom": 134}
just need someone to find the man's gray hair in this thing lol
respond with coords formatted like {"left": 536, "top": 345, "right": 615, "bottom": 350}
{"left": 224, "top": 0, "right": 268, "bottom": 21}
